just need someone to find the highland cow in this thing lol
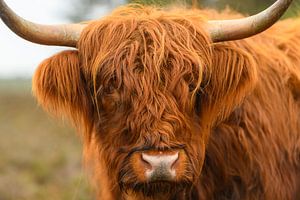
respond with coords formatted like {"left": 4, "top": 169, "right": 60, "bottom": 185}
{"left": 1, "top": 0, "right": 300, "bottom": 199}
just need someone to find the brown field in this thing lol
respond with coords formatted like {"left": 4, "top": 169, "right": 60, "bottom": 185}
{"left": 0, "top": 79, "right": 94, "bottom": 200}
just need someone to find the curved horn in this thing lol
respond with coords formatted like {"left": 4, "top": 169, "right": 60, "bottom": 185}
{"left": 0, "top": 0, "right": 86, "bottom": 47}
{"left": 208, "top": 0, "right": 293, "bottom": 42}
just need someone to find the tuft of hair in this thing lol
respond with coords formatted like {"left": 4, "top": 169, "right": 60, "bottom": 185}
{"left": 78, "top": 5, "right": 213, "bottom": 115}
{"left": 32, "top": 50, "right": 94, "bottom": 138}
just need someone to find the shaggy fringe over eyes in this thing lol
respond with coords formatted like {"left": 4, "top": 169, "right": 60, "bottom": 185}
{"left": 77, "top": 5, "right": 257, "bottom": 124}
{"left": 32, "top": 50, "right": 94, "bottom": 136}
{"left": 78, "top": 5, "right": 213, "bottom": 115}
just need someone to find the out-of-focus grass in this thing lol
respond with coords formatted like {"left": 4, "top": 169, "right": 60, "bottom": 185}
{"left": 0, "top": 79, "right": 94, "bottom": 200}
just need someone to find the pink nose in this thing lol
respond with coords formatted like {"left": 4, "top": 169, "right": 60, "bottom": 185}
{"left": 141, "top": 151, "right": 179, "bottom": 181}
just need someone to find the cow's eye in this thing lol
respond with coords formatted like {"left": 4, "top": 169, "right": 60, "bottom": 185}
{"left": 189, "top": 84, "right": 196, "bottom": 93}
{"left": 105, "top": 84, "right": 115, "bottom": 94}
{"left": 99, "top": 87, "right": 120, "bottom": 112}
{"left": 195, "top": 90, "right": 202, "bottom": 114}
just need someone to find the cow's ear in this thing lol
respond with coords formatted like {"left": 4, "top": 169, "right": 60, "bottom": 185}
{"left": 201, "top": 44, "right": 257, "bottom": 124}
{"left": 33, "top": 50, "right": 91, "bottom": 125}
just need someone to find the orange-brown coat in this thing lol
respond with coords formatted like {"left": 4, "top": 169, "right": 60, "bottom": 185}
{"left": 33, "top": 6, "right": 300, "bottom": 200}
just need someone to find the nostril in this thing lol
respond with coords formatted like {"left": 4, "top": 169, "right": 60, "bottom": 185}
{"left": 170, "top": 153, "right": 179, "bottom": 170}
{"left": 141, "top": 154, "right": 152, "bottom": 169}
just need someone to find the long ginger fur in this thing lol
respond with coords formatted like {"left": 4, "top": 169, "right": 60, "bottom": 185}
{"left": 32, "top": 5, "right": 300, "bottom": 200}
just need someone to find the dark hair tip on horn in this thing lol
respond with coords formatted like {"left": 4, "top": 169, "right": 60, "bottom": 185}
{"left": 0, "top": 0, "right": 86, "bottom": 47}
{"left": 208, "top": 0, "right": 293, "bottom": 43}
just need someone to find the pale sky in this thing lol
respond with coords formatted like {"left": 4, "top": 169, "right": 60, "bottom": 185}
{"left": 0, "top": 0, "right": 118, "bottom": 78}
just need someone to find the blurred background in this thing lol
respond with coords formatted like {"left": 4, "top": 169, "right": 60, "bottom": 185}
{"left": 0, "top": 0, "right": 299, "bottom": 199}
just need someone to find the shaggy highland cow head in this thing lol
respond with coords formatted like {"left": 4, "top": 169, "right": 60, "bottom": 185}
{"left": 0, "top": 0, "right": 292, "bottom": 199}
{"left": 32, "top": 7, "right": 258, "bottom": 198}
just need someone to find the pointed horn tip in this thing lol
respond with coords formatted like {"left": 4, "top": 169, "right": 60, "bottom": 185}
{"left": 208, "top": 0, "right": 293, "bottom": 42}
